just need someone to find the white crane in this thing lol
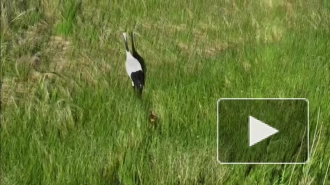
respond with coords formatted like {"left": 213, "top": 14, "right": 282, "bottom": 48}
{"left": 122, "top": 32, "right": 145, "bottom": 95}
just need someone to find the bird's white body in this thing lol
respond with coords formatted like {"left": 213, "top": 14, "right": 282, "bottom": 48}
{"left": 122, "top": 32, "right": 144, "bottom": 87}
{"left": 125, "top": 52, "right": 142, "bottom": 82}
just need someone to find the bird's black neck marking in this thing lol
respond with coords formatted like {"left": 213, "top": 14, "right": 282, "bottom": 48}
{"left": 130, "top": 32, "right": 136, "bottom": 53}
{"left": 123, "top": 36, "right": 129, "bottom": 52}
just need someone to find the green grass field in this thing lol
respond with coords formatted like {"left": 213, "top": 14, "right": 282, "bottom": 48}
{"left": 1, "top": 0, "right": 330, "bottom": 184}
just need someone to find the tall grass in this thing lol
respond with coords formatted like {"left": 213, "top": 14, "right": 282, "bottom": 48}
{"left": 1, "top": 0, "right": 330, "bottom": 184}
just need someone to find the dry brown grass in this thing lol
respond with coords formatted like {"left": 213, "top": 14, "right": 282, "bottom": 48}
{"left": 1, "top": 18, "right": 95, "bottom": 109}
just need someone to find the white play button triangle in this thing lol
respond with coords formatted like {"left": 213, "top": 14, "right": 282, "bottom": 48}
{"left": 249, "top": 116, "right": 279, "bottom": 147}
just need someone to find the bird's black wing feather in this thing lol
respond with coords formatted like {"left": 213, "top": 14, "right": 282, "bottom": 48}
{"left": 130, "top": 32, "right": 147, "bottom": 81}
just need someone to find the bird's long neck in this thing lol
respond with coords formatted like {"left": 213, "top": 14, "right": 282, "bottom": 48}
{"left": 123, "top": 33, "right": 130, "bottom": 54}
{"left": 130, "top": 32, "right": 136, "bottom": 53}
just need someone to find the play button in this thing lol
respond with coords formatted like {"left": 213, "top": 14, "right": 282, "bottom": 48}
{"left": 249, "top": 116, "right": 279, "bottom": 147}
{"left": 217, "top": 98, "right": 309, "bottom": 164}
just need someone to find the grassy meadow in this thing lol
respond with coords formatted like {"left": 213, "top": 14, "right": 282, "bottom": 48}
{"left": 1, "top": 0, "right": 330, "bottom": 184}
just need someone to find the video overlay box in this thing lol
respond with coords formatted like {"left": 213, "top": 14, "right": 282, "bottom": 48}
{"left": 217, "top": 98, "right": 309, "bottom": 164}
